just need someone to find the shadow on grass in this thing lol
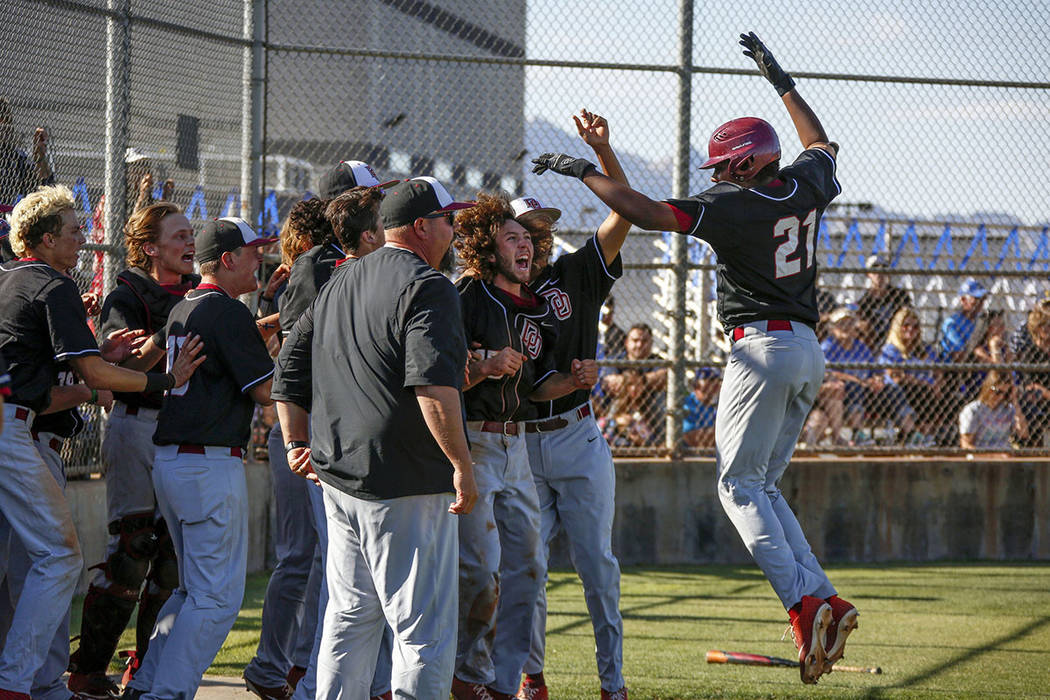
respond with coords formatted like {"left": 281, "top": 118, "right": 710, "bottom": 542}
{"left": 860, "top": 615, "right": 1050, "bottom": 698}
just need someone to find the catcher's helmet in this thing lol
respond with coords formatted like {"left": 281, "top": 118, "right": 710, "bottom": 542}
{"left": 698, "top": 117, "right": 780, "bottom": 182}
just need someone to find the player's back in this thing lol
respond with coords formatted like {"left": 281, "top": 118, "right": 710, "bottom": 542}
{"left": 668, "top": 148, "right": 840, "bottom": 329}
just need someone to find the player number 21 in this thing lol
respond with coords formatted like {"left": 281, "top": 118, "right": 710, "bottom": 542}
{"left": 773, "top": 208, "right": 817, "bottom": 279}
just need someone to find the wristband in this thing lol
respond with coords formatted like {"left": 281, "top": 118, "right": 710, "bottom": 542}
{"left": 257, "top": 295, "right": 275, "bottom": 315}
{"left": 144, "top": 372, "right": 176, "bottom": 393}
{"left": 89, "top": 388, "right": 98, "bottom": 405}
{"left": 285, "top": 440, "right": 309, "bottom": 453}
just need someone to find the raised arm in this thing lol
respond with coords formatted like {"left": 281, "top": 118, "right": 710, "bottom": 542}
{"left": 575, "top": 110, "right": 634, "bottom": 264}
{"left": 532, "top": 154, "right": 680, "bottom": 232}
{"left": 739, "top": 32, "right": 837, "bottom": 156}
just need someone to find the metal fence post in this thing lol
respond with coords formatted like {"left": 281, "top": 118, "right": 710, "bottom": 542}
{"left": 102, "top": 0, "right": 131, "bottom": 298}
{"left": 665, "top": 0, "right": 693, "bottom": 455}
{"left": 241, "top": 0, "right": 265, "bottom": 229}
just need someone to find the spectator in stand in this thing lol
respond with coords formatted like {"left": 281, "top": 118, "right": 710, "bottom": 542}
{"left": 973, "top": 309, "right": 1010, "bottom": 364}
{"left": 879, "top": 307, "right": 943, "bottom": 444}
{"left": 959, "top": 371, "right": 1028, "bottom": 450}
{"left": 806, "top": 307, "right": 913, "bottom": 445}
{"left": 938, "top": 278, "right": 989, "bottom": 402}
{"left": 600, "top": 369, "right": 660, "bottom": 447}
{"left": 599, "top": 295, "right": 626, "bottom": 358}
{"left": 0, "top": 97, "right": 54, "bottom": 204}
{"left": 1009, "top": 298, "right": 1050, "bottom": 447}
{"left": 856, "top": 253, "right": 912, "bottom": 350}
{"left": 602, "top": 323, "right": 667, "bottom": 431}
{"left": 682, "top": 367, "right": 720, "bottom": 448}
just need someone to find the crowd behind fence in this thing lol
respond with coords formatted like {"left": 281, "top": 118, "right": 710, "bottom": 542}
{"left": 2, "top": 0, "right": 1048, "bottom": 473}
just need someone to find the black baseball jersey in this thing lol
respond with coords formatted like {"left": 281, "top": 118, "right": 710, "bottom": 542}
{"left": 279, "top": 242, "right": 344, "bottom": 337}
{"left": 101, "top": 267, "right": 199, "bottom": 410}
{"left": 271, "top": 257, "right": 356, "bottom": 410}
{"left": 153, "top": 283, "right": 274, "bottom": 448}
{"left": 457, "top": 277, "right": 556, "bottom": 422}
{"left": 527, "top": 234, "right": 622, "bottom": 419}
{"left": 0, "top": 259, "right": 100, "bottom": 413}
{"left": 309, "top": 245, "right": 466, "bottom": 501}
{"left": 665, "top": 148, "right": 840, "bottom": 331}
{"left": 31, "top": 364, "right": 85, "bottom": 438}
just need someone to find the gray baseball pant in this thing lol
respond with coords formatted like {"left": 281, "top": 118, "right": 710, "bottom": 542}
{"left": 0, "top": 404, "right": 82, "bottom": 694}
{"left": 715, "top": 322, "right": 837, "bottom": 609}
{"left": 524, "top": 407, "right": 624, "bottom": 692}
{"left": 0, "top": 431, "right": 72, "bottom": 700}
{"left": 128, "top": 445, "right": 248, "bottom": 700}
{"left": 457, "top": 427, "right": 544, "bottom": 695}
{"left": 316, "top": 486, "right": 457, "bottom": 700}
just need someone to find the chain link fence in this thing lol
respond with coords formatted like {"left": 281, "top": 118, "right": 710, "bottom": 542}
{"left": 2, "top": 0, "right": 1048, "bottom": 473}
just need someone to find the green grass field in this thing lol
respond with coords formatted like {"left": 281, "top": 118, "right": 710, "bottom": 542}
{"left": 76, "top": 563, "right": 1050, "bottom": 699}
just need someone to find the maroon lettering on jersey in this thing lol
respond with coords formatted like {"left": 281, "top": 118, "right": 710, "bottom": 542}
{"left": 539, "top": 288, "right": 572, "bottom": 320}
{"left": 520, "top": 318, "right": 542, "bottom": 359}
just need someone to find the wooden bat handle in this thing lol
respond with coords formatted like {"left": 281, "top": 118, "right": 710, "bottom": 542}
{"left": 830, "top": 663, "right": 883, "bottom": 674}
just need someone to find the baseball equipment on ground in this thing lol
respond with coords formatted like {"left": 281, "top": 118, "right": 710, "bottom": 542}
{"left": 697, "top": 117, "right": 781, "bottom": 182}
{"left": 739, "top": 32, "right": 796, "bottom": 96}
{"left": 531, "top": 154, "right": 597, "bottom": 180}
{"left": 706, "top": 650, "right": 882, "bottom": 674}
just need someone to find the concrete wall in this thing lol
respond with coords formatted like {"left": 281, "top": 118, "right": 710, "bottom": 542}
{"left": 65, "top": 457, "right": 1050, "bottom": 593}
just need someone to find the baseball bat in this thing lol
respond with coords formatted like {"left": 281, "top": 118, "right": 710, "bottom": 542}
{"left": 706, "top": 650, "right": 882, "bottom": 675}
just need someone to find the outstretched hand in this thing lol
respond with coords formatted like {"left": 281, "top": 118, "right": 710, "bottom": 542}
{"left": 100, "top": 328, "right": 147, "bottom": 363}
{"left": 739, "top": 32, "right": 795, "bottom": 96}
{"left": 531, "top": 153, "right": 598, "bottom": 180}
{"left": 574, "top": 109, "right": 609, "bottom": 148}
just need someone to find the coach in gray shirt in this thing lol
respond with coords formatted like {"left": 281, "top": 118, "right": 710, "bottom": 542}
{"left": 290, "top": 177, "right": 478, "bottom": 699}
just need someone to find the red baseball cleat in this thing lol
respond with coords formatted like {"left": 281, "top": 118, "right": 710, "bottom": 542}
{"left": 516, "top": 675, "right": 548, "bottom": 700}
{"left": 451, "top": 677, "right": 512, "bottom": 700}
{"left": 823, "top": 595, "right": 859, "bottom": 672}
{"left": 788, "top": 595, "right": 833, "bottom": 684}
{"left": 285, "top": 666, "right": 306, "bottom": 692}
{"left": 600, "top": 687, "right": 629, "bottom": 700}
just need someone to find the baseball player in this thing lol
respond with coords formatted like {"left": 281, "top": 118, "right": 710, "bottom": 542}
{"left": 531, "top": 33, "right": 858, "bottom": 684}
{"left": 513, "top": 109, "right": 632, "bottom": 700}
{"left": 451, "top": 193, "right": 598, "bottom": 700}
{"left": 121, "top": 216, "right": 277, "bottom": 700}
{"left": 250, "top": 176, "right": 394, "bottom": 700}
{"left": 280, "top": 177, "right": 477, "bottom": 700}
{"left": 67, "top": 202, "right": 200, "bottom": 698}
{"left": 0, "top": 185, "right": 202, "bottom": 700}
{"left": 0, "top": 383, "right": 112, "bottom": 700}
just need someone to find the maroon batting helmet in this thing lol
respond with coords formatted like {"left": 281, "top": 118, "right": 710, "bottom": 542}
{"left": 698, "top": 117, "right": 781, "bottom": 182}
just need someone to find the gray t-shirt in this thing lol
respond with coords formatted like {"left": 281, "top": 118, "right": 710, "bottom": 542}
{"left": 958, "top": 400, "right": 1014, "bottom": 448}
{"left": 309, "top": 245, "right": 467, "bottom": 500}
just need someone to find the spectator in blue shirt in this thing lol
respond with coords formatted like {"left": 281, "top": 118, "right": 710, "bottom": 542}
{"left": 682, "top": 367, "right": 720, "bottom": 448}
{"left": 939, "top": 278, "right": 988, "bottom": 362}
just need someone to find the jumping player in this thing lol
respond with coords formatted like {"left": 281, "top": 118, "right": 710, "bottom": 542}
{"left": 451, "top": 193, "right": 597, "bottom": 700}
{"left": 531, "top": 34, "right": 857, "bottom": 684}
{"left": 68, "top": 202, "right": 199, "bottom": 698}
{"left": 124, "top": 217, "right": 277, "bottom": 700}
{"left": 515, "top": 109, "right": 632, "bottom": 700}
{"left": 0, "top": 185, "right": 202, "bottom": 700}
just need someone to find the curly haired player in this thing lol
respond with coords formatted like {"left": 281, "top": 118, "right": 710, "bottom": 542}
{"left": 450, "top": 193, "right": 596, "bottom": 700}
{"left": 531, "top": 33, "right": 857, "bottom": 684}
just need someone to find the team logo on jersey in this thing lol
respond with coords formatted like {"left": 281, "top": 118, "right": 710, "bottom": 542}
{"left": 539, "top": 287, "right": 572, "bottom": 320}
{"left": 520, "top": 318, "right": 542, "bottom": 359}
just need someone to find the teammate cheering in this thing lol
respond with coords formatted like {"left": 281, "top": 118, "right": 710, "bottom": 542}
{"left": 69, "top": 202, "right": 200, "bottom": 699}
{"left": 515, "top": 109, "right": 632, "bottom": 700}
{"left": 531, "top": 34, "right": 857, "bottom": 684}
{"left": 451, "top": 193, "right": 597, "bottom": 700}
{"left": 0, "top": 185, "right": 202, "bottom": 700}
{"left": 125, "top": 217, "right": 277, "bottom": 700}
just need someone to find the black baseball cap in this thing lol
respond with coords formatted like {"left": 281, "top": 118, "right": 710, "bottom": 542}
{"left": 318, "top": 160, "right": 398, "bottom": 198}
{"left": 195, "top": 217, "right": 277, "bottom": 263}
{"left": 380, "top": 177, "right": 476, "bottom": 229}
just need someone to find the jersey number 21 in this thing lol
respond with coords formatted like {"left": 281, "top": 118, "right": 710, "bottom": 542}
{"left": 166, "top": 335, "right": 189, "bottom": 396}
{"left": 773, "top": 208, "right": 817, "bottom": 279}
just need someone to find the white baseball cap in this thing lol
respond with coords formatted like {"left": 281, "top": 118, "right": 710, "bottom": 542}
{"left": 510, "top": 196, "right": 561, "bottom": 224}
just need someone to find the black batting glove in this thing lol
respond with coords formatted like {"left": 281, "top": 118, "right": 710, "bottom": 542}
{"left": 739, "top": 32, "right": 796, "bottom": 96}
{"left": 531, "top": 153, "right": 598, "bottom": 180}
